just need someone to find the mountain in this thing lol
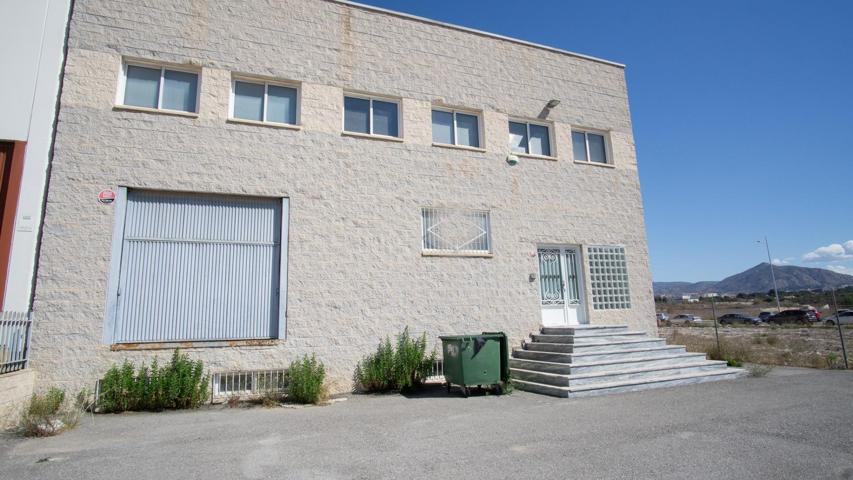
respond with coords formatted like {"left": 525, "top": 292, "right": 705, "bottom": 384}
{"left": 653, "top": 281, "right": 717, "bottom": 297}
{"left": 654, "top": 263, "right": 853, "bottom": 297}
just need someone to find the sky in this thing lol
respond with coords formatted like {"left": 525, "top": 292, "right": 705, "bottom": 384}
{"left": 357, "top": 0, "right": 853, "bottom": 282}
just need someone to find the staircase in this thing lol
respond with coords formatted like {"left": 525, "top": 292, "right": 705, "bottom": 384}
{"left": 510, "top": 325, "right": 745, "bottom": 398}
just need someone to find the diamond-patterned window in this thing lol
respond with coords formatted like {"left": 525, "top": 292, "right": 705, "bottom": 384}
{"left": 421, "top": 208, "right": 491, "bottom": 254}
{"left": 588, "top": 246, "right": 631, "bottom": 310}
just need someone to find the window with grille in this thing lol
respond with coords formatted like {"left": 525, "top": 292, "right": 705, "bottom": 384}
{"left": 588, "top": 246, "right": 631, "bottom": 310}
{"left": 421, "top": 208, "right": 491, "bottom": 254}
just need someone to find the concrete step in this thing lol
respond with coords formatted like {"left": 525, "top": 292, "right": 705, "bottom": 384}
{"left": 540, "top": 325, "right": 628, "bottom": 336}
{"left": 512, "top": 368, "right": 746, "bottom": 398}
{"left": 570, "top": 345, "right": 687, "bottom": 363}
{"left": 513, "top": 345, "right": 685, "bottom": 364}
{"left": 509, "top": 352, "right": 709, "bottom": 375}
{"left": 524, "top": 338, "right": 665, "bottom": 354}
{"left": 510, "top": 360, "right": 728, "bottom": 387}
{"left": 531, "top": 331, "right": 647, "bottom": 344}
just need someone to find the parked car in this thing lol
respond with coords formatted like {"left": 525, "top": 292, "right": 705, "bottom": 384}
{"left": 825, "top": 310, "right": 853, "bottom": 326}
{"left": 800, "top": 305, "right": 821, "bottom": 320}
{"left": 668, "top": 314, "right": 703, "bottom": 326}
{"left": 717, "top": 313, "right": 761, "bottom": 325}
{"left": 758, "top": 311, "right": 774, "bottom": 322}
{"left": 767, "top": 309, "right": 818, "bottom": 325}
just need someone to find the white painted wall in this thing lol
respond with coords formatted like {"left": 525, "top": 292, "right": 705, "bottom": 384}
{"left": 0, "top": 0, "right": 70, "bottom": 310}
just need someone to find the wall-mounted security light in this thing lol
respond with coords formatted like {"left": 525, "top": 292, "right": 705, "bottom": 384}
{"left": 546, "top": 99, "right": 561, "bottom": 109}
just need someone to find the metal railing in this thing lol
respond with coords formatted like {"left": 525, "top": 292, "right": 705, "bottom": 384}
{"left": 0, "top": 311, "right": 32, "bottom": 375}
{"left": 424, "top": 359, "right": 444, "bottom": 383}
{"left": 210, "top": 369, "right": 289, "bottom": 400}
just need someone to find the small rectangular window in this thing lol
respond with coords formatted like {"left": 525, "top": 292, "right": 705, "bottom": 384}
{"left": 344, "top": 97, "right": 370, "bottom": 134}
{"left": 234, "top": 81, "right": 264, "bottom": 121}
{"left": 372, "top": 100, "right": 399, "bottom": 137}
{"left": 509, "top": 121, "right": 528, "bottom": 153}
{"left": 509, "top": 120, "right": 551, "bottom": 156}
{"left": 572, "top": 130, "right": 610, "bottom": 164}
{"left": 231, "top": 79, "right": 298, "bottom": 125}
{"left": 529, "top": 124, "right": 551, "bottom": 157}
{"left": 121, "top": 63, "right": 199, "bottom": 113}
{"left": 124, "top": 65, "right": 160, "bottom": 109}
{"left": 432, "top": 110, "right": 454, "bottom": 144}
{"left": 422, "top": 208, "right": 491, "bottom": 254}
{"left": 266, "top": 85, "right": 298, "bottom": 124}
{"left": 455, "top": 113, "right": 479, "bottom": 148}
{"left": 162, "top": 70, "right": 198, "bottom": 112}
{"left": 432, "top": 108, "right": 481, "bottom": 148}
{"left": 343, "top": 94, "right": 400, "bottom": 138}
{"left": 572, "top": 131, "right": 587, "bottom": 161}
{"left": 588, "top": 246, "right": 631, "bottom": 310}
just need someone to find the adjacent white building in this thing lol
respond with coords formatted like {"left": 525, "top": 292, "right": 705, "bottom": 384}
{"left": 0, "top": 0, "right": 71, "bottom": 311}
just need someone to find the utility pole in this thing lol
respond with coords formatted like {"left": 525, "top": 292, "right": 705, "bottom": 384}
{"left": 831, "top": 288, "right": 848, "bottom": 369}
{"left": 710, "top": 296, "right": 720, "bottom": 353}
{"left": 759, "top": 237, "right": 782, "bottom": 312}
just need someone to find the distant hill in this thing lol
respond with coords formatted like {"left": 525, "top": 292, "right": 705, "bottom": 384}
{"left": 654, "top": 263, "right": 853, "bottom": 297}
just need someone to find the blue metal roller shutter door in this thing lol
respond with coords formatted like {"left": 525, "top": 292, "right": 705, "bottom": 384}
{"left": 113, "top": 190, "right": 281, "bottom": 343}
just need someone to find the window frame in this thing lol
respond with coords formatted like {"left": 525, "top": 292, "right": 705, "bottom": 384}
{"left": 342, "top": 92, "right": 403, "bottom": 139}
{"left": 229, "top": 75, "right": 301, "bottom": 127}
{"left": 116, "top": 60, "right": 201, "bottom": 115}
{"left": 420, "top": 207, "right": 493, "bottom": 257}
{"left": 572, "top": 128, "right": 613, "bottom": 166}
{"left": 508, "top": 118, "right": 555, "bottom": 158}
{"left": 431, "top": 106, "right": 484, "bottom": 150}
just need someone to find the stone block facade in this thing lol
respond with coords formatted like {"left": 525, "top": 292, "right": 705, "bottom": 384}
{"left": 0, "top": 369, "right": 35, "bottom": 428}
{"left": 29, "top": 0, "right": 655, "bottom": 393}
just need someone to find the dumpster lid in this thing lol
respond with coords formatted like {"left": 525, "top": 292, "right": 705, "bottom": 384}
{"left": 439, "top": 332, "right": 506, "bottom": 340}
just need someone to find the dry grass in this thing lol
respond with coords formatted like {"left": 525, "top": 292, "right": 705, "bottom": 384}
{"left": 662, "top": 326, "right": 852, "bottom": 369}
{"left": 18, "top": 388, "right": 87, "bottom": 437}
{"left": 746, "top": 364, "right": 774, "bottom": 377}
{"left": 226, "top": 395, "right": 241, "bottom": 408}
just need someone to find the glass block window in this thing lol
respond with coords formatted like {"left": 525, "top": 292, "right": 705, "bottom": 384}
{"left": 422, "top": 208, "right": 491, "bottom": 254}
{"left": 122, "top": 63, "right": 199, "bottom": 113}
{"left": 232, "top": 79, "right": 298, "bottom": 125}
{"left": 588, "top": 246, "right": 631, "bottom": 310}
{"left": 344, "top": 94, "right": 400, "bottom": 137}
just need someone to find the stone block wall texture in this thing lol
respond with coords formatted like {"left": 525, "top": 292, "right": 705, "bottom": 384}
{"left": 0, "top": 369, "right": 35, "bottom": 428}
{"left": 29, "top": 0, "right": 655, "bottom": 393}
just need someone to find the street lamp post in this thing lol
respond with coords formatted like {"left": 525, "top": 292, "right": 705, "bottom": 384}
{"left": 758, "top": 236, "right": 782, "bottom": 312}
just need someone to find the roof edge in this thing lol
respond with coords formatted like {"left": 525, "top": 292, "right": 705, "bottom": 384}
{"left": 326, "top": 0, "right": 626, "bottom": 69}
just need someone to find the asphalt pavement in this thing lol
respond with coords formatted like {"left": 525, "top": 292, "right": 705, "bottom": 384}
{"left": 1, "top": 367, "right": 852, "bottom": 479}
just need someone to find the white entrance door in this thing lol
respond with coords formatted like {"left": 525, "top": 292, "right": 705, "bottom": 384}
{"left": 538, "top": 247, "right": 587, "bottom": 326}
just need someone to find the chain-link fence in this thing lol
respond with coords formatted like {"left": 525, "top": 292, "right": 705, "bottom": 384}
{"left": 654, "top": 301, "right": 851, "bottom": 370}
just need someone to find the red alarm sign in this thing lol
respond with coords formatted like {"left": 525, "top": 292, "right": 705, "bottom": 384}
{"left": 98, "top": 189, "right": 116, "bottom": 204}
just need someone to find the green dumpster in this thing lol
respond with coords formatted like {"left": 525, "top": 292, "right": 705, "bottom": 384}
{"left": 439, "top": 332, "right": 509, "bottom": 397}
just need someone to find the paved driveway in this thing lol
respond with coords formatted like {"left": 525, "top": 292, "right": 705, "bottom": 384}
{"left": 2, "top": 367, "right": 852, "bottom": 480}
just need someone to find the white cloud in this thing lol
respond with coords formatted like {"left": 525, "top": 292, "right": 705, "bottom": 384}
{"left": 803, "top": 241, "right": 853, "bottom": 262}
{"left": 826, "top": 265, "right": 853, "bottom": 275}
{"left": 771, "top": 258, "right": 792, "bottom": 266}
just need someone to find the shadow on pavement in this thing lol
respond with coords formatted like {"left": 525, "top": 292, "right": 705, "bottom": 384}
{"left": 400, "top": 382, "right": 503, "bottom": 400}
